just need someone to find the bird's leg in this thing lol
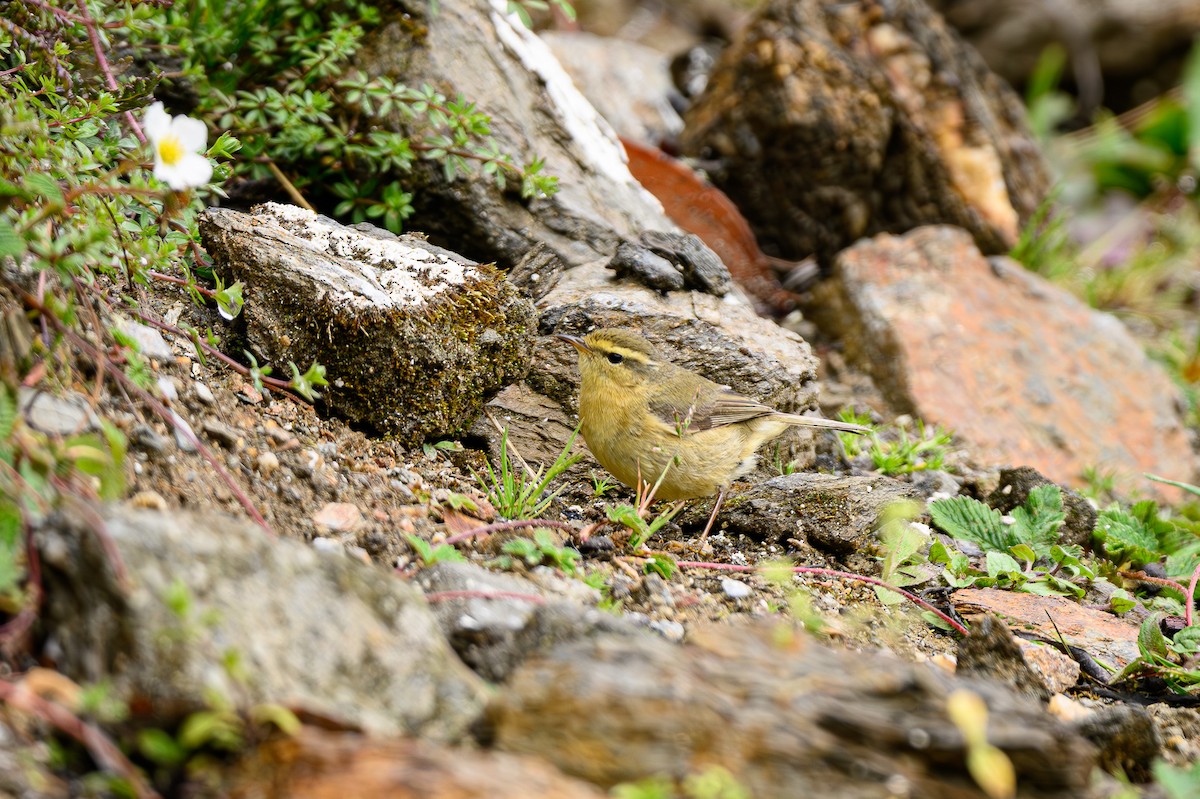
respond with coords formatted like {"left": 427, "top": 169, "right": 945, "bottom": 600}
{"left": 699, "top": 486, "right": 727, "bottom": 540}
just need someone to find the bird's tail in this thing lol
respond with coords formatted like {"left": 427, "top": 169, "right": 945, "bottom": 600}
{"left": 777, "top": 413, "right": 871, "bottom": 435}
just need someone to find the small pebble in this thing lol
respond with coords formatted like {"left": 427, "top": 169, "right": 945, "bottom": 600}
{"left": 193, "top": 382, "right": 216, "bottom": 405}
{"left": 256, "top": 451, "right": 280, "bottom": 477}
{"left": 721, "top": 577, "right": 753, "bottom": 600}
{"left": 649, "top": 619, "right": 686, "bottom": 642}
{"left": 313, "top": 502, "right": 362, "bottom": 532}
{"left": 311, "top": 537, "right": 344, "bottom": 554}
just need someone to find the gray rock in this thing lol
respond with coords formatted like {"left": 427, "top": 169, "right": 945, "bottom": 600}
{"left": 352, "top": 0, "right": 677, "bottom": 269}
{"left": 37, "top": 507, "right": 487, "bottom": 740}
{"left": 540, "top": 31, "right": 684, "bottom": 145}
{"left": 199, "top": 204, "right": 535, "bottom": 445}
{"left": 417, "top": 561, "right": 636, "bottom": 683}
{"left": 608, "top": 241, "right": 684, "bottom": 292}
{"left": 489, "top": 624, "right": 1099, "bottom": 796}
{"left": 720, "top": 578, "right": 753, "bottom": 600}
{"left": 709, "top": 473, "right": 917, "bottom": 559}
{"left": 116, "top": 318, "right": 173, "bottom": 361}
{"left": 18, "top": 388, "right": 96, "bottom": 436}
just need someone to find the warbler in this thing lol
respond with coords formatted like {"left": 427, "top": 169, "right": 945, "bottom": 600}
{"left": 557, "top": 328, "right": 871, "bottom": 536}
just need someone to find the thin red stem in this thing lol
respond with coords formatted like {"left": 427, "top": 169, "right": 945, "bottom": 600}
{"left": 1187, "top": 561, "right": 1200, "bottom": 628}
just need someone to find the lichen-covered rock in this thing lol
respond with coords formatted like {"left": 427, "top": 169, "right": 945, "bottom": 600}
{"left": 199, "top": 203, "right": 535, "bottom": 445}
{"left": 679, "top": 0, "right": 1050, "bottom": 265}
{"left": 37, "top": 507, "right": 488, "bottom": 740}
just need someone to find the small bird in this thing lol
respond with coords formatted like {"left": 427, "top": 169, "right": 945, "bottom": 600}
{"left": 557, "top": 328, "right": 871, "bottom": 537}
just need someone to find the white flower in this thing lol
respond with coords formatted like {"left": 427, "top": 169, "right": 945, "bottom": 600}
{"left": 143, "top": 102, "right": 213, "bottom": 191}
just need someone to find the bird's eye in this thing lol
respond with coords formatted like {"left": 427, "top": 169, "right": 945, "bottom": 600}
{"left": 607, "top": 352, "right": 624, "bottom": 365}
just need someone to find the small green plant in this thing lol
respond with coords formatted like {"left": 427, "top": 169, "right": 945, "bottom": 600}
{"left": 927, "top": 485, "right": 1096, "bottom": 597}
{"left": 405, "top": 533, "right": 466, "bottom": 566}
{"left": 606, "top": 503, "right": 683, "bottom": 551}
{"left": 873, "top": 501, "right": 934, "bottom": 606}
{"left": 870, "top": 421, "right": 952, "bottom": 475}
{"left": 474, "top": 427, "right": 581, "bottom": 519}
{"left": 496, "top": 528, "right": 580, "bottom": 575}
{"left": 836, "top": 408, "right": 875, "bottom": 457}
{"left": 423, "top": 439, "right": 463, "bottom": 460}
{"left": 770, "top": 443, "right": 799, "bottom": 476}
{"left": 590, "top": 470, "right": 617, "bottom": 498}
{"left": 1110, "top": 615, "right": 1200, "bottom": 694}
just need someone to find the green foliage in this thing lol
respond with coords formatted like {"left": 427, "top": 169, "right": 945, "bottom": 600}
{"left": 168, "top": 0, "right": 559, "bottom": 234}
{"left": 611, "top": 766, "right": 749, "bottom": 799}
{"left": 1112, "top": 615, "right": 1200, "bottom": 693}
{"left": 931, "top": 485, "right": 1064, "bottom": 559}
{"left": 926, "top": 486, "right": 1093, "bottom": 597}
{"left": 475, "top": 427, "right": 581, "bottom": 520}
{"left": 836, "top": 411, "right": 952, "bottom": 475}
{"left": 405, "top": 533, "right": 465, "bottom": 566}
{"left": 1155, "top": 759, "right": 1200, "bottom": 799}
{"left": 874, "top": 501, "right": 933, "bottom": 606}
{"left": 1095, "top": 500, "right": 1175, "bottom": 567}
{"left": 590, "top": 471, "right": 617, "bottom": 498}
{"left": 606, "top": 502, "right": 683, "bottom": 551}
{"left": 497, "top": 528, "right": 580, "bottom": 575}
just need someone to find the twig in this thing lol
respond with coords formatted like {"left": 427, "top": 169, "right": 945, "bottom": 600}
{"left": 675, "top": 560, "right": 970, "bottom": 636}
{"left": 1120, "top": 570, "right": 1189, "bottom": 598}
{"left": 444, "top": 518, "right": 573, "bottom": 546}
{"left": 424, "top": 590, "right": 546, "bottom": 604}
{"left": 0, "top": 677, "right": 160, "bottom": 799}
{"left": 266, "top": 161, "right": 315, "bottom": 212}
{"left": 73, "top": 0, "right": 144, "bottom": 143}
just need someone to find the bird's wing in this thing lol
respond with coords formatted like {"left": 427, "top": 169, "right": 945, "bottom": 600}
{"left": 648, "top": 379, "right": 775, "bottom": 433}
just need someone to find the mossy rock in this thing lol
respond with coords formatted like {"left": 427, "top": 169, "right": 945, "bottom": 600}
{"left": 200, "top": 204, "right": 535, "bottom": 445}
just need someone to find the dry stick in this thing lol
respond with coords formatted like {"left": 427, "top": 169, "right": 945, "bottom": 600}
{"left": 675, "top": 560, "right": 970, "bottom": 636}
{"left": 23, "top": 292, "right": 272, "bottom": 531}
{"left": 425, "top": 590, "right": 546, "bottom": 605}
{"left": 0, "top": 678, "right": 160, "bottom": 799}
{"left": 266, "top": 160, "right": 315, "bottom": 211}
{"left": 444, "top": 518, "right": 573, "bottom": 546}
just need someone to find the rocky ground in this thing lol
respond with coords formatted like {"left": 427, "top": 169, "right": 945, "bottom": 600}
{"left": 7, "top": 0, "right": 1200, "bottom": 796}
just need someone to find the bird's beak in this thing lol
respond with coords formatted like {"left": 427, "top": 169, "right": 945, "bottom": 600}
{"left": 554, "top": 333, "right": 590, "bottom": 353}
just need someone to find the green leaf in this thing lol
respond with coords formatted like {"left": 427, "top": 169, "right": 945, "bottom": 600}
{"left": 0, "top": 217, "right": 23, "bottom": 259}
{"left": 1095, "top": 502, "right": 1163, "bottom": 566}
{"left": 1137, "top": 615, "right": 1170, "bottom": 660}
{"left": 1155, "top": 759, "right": 1200, "bottom": 799}
{"left": 1171, "top": 625, "right": 1200, "bottom": 656}
{"left": 930, "top": 496, "right": 1011, "bottom": 553}
{"left": 137, "top": 728, "right": 187, "bottom": 767}
{"left": 1008, "top": 484, "right": 1064, "bottom": 556}
{"left": 1109, "top": 588, "right": 1136, "bottom": 614}
{"left": 985, "top": 551, "right": 1023, "bottom": 580}
{"left": 24, "top": 173, "right": 63, "bottom": 204}
{"left": 1009, "top": 543, "right": 1037, "bottom": 564}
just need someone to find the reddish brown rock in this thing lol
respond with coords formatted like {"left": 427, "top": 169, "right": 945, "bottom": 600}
{"left": 226, "top": 727, "right": 606, "bottom": 799}
{"left": 818, "top": 226, "right": 1194, "bottom": 495}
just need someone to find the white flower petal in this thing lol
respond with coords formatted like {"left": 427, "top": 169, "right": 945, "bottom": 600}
{"left": 171, "top": 115, "right": 209, "bottom": 153}
{"left": 143, "top": 102, "right": 170, "bottom": 142}
{"left": 155, "top": 152, "right": 213, "bottom": 191}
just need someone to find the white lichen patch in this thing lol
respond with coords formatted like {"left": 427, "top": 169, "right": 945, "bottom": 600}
{"left": 258, "top": 202, "right": 481, "bottom": 309}
{"left": 488, "top": 0, "right": 637, "bottom": 189}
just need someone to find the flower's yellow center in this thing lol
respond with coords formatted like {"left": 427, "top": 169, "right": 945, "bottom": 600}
{"left": 157, "top": 134, "right": 184, "bottom": 166}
